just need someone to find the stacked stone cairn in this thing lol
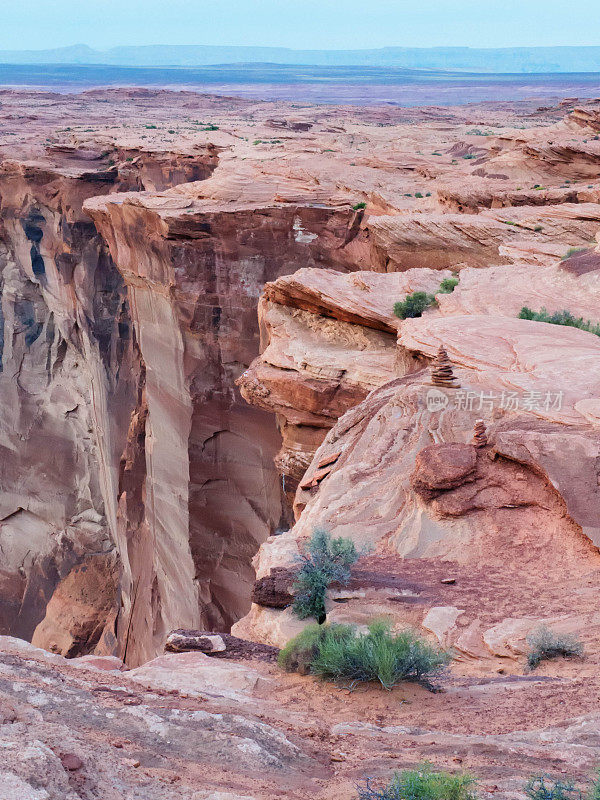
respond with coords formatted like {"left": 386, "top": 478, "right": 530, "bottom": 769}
{"left": 472, "top": 419, "right": 488, "bottom": 448}
{"left": 431, "top": 345, "right": 460, "bottom": 388}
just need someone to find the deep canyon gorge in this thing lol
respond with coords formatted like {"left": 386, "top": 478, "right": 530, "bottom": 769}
{"left": 3, "top": 87, "right": 600, "bottom": 799}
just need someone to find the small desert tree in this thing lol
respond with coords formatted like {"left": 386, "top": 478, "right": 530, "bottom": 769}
{"left": 292, "top": 529, "right": 358, "bottom": 622}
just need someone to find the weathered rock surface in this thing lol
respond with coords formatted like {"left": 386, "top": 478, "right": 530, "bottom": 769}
{"left": 164, "top": 630, "right": 227, "bottom": 654}
{"left": 238, "top": 264, "right": 600, "bottom": 680}
{"left": 3, "top": 87, "right": 600, "bottom": 681}
{"left": 237, "top": 267, "right": 449, "bottom": 489}
{"left": 0, "top": 157, "right": 141, "bottom": 659}
{"left": 6, "top": 629, "right": 600, "bottom": 799}
{"left": 84, "top": 186, "right": 362, "bottom": 663}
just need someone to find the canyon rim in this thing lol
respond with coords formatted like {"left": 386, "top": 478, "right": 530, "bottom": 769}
{"left": 1, "top": 42, "right": 600, "bottom": 800}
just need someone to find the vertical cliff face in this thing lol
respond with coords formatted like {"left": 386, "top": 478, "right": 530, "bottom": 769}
{"left": 0, "top": 132, "right": 364, "bottom": 665}
{"left": 85, "top": 190, "right": 360, "bottom": 662}
{"left": 0, "top": 160, "right": 141, "bottom": 655}
{"left": 0, "top": 145, "right": 221, "bottom": 662}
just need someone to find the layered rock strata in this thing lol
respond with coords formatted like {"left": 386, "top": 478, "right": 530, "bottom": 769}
{"left": 85, "top": 186, "right": 361, "bottom": 662}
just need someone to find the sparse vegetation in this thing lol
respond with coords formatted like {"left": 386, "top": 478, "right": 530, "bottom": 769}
{"left": 292, "top": 529, "right": 358, "bottom": 622}
{"left": 438, "top": 276, "right": 459, "bottom": 294}
{"left": 393, "top": 291, "right": 437, "bottom": 320}
{"left": 358, "top": 764, "right": 477, "bottom": 800}
{"left": 561, "top": 246, "right": 586, "bottom": 260}
{"left": 357, "top": 770, "right": 600, "bottom": 800}
{"left": 518, "top": 307, "right": 600, "bottom": 338}
{"left": 524, "top": 777, "right": 583, "bottom": 800}
{"left": 353, "top": 201, "right": 367, "bottom": 210}
{"left": 280, "top": 620, "right": 449, "bottom": 691}
{"left": 526, "top": 626, "right": 584, "bottom": 670}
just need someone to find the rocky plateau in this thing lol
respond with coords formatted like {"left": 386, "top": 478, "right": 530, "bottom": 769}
{"left": 1, "top": 88, "right": 600, "bottom": 798}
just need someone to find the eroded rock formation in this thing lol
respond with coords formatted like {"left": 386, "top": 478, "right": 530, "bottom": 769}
{"left": 236, "top": 268, "right": 600, "bottom": 664}
{"left": 2, "top": 88, "right": 600, "bottom": 671}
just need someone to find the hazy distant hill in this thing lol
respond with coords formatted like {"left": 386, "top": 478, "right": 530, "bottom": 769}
{"left": 1, "top": 44, "right": 600, "bottom": 73}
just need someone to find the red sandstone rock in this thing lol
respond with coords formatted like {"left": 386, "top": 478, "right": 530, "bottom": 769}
{"left": 60, "top": 753, "right": 84, "bottom": 771}
{"left": 2, "top": 87, "right": 600, "bottom": 672}
{"left": 411, "top": 444, "right": 478, "bottom": 498}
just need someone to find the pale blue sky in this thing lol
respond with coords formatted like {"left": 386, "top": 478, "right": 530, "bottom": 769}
{"left": 2, "top": 0, "right": 600, "bottom": 50}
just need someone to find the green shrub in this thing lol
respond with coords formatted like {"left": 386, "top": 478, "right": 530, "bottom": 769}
{"left": 518, "top": 307, "right": 600, "bottom": 338}
{"left": 561, "top": 246, "right": 586, "bottom": 260}
{"left": 282, "top": 620, "right": 449, "bottom": 691}
{"left": 524, "top": 777, "right": 583, "bottom": 800}
{"left": 353, "top": 201, "right": 367, "bottom": 210}
{"left": 438, "top": 277, "right": 459, "bottom": 294}
{"left": 526, "top": 625, "right": 584, "bottom": 670}
{"left": 393, "top": 291, "right": 437, "bottom": 320}
{"left": 589, "top": 771, "right": 600, "bottom": 800}
{"left": 292, "top": 529, "right": 358, "bottom": 621}
{"left": 278, "top": 623, "right": 329, "bottom": 674}
{"left": 358, "top": 763, "right": 477, "bottom": 800}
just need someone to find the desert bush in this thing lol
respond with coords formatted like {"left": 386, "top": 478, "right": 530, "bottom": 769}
{"left": 278, "top": 623, "right": 329, "bottom": 674}
{"left": 353, "top": 201, "right": 367, "bottom": 210}
{"left": 281, "top": 620, "right": 449, "bottom": 691}
{"left": 589, "top": 771, "right": 600, "bottom": 800}
{"left": 438, "top": 277, "right": 459, "bottom": 294}
{"left": 393, "top": 291, "right": 437, "bottom": 320}
{"left": 518, "top": 307, "right": 600, "bottom": 338}
{"left": 292, "top": 529, "right": 358, "bottom": 621}
{"left": 561, "top": 246, "right": 586, "bottom": 260}
{"left": 358, "top": 763, "right": 477, "bottom": 800}
{"left": 526, "top": 625, "right": 584, "bottom": 670}
{"left": 524, "top": 777, "right": 583, "bottom": 800}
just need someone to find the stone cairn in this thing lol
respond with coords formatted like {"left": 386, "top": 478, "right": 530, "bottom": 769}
{"left": 431, "top": 345, "right": 460, "bottom": 388}
{"left": 472, "top": 419, "right": 488, "bottom": 448}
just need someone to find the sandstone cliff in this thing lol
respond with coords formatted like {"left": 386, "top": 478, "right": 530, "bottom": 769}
{"left": 2, "top": 88, "right": 600, "bottom": 670}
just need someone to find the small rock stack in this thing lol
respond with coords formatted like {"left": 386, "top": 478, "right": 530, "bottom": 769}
{"left": 431, "top": 345, "right": 460, "bottom": 388}
{"left": 472, "top": 419, "right": 488, "bottom": 448}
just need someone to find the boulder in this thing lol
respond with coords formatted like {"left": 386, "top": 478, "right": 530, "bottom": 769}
{"left": 165, "top": 631, "right": 227, "bottom": 654}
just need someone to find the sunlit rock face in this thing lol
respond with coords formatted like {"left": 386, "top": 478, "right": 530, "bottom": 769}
{"left": 85, "top": 185, "right": 362, "bottom": 663}
{"left": 0, "top": 146, "right": 224, "bottom": 664}
{"left": 2, "top": 89, "right": 600, "bottom": 667}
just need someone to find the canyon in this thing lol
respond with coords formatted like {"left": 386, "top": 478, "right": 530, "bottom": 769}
{"left": 2, "top": 87, "right": 600, "bottom": 798}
